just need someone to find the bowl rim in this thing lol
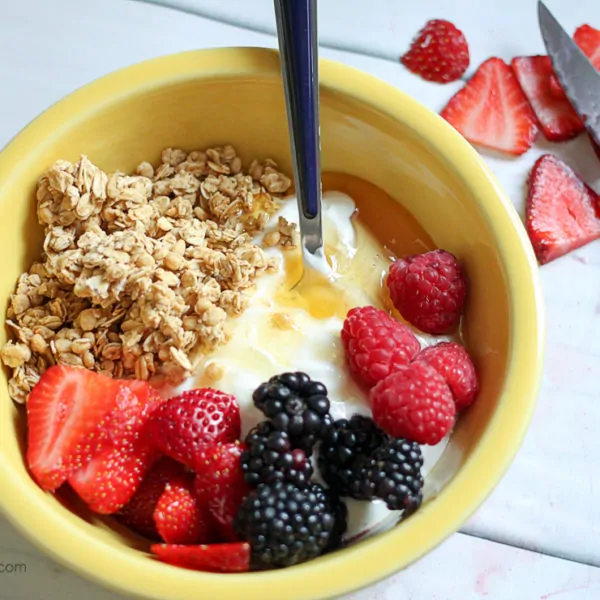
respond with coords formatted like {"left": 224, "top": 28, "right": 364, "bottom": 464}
{"left": 0, "top": 47, "right": 545, "bottom": 600}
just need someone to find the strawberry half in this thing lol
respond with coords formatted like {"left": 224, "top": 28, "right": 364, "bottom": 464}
{"left": 145, "top": 389, "right": 240, "bottom": 470}
{"left": 401, "top": 19, "right": 470, "bottom": 83}
{"left": 549, "top": 24, "right": 600, "bottom": 100}
{"left": 26, "top": 365, "right": 124, "bottom": 491}
{"left": 154, "top": 472, "right": 211, "bottom": 545}
{"left": 117, "top": 457, "right": 187, "bottom": 539}
{"left": 151, "top": 542, "right": 250, "bottom": 573}
{"left": 512, "top": 56, "right": 584, "bottom": 142}
{"left": 440, "top": 57, "right": 538, "bottom": 155}
{"left": 194, "top": 441, "right": 249, "bottom": 542}
{"left": 526, "top": 154, "right": 600, "bottom": 264}
{"left": 68, "top": 381, "right": 165, "bottom": 514}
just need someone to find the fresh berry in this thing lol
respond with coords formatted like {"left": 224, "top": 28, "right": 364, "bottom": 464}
{"left": 512, "top": 56, "right": 584, "bottom": 142}
{"left": 26, "top": 365, "right": 124, "bottom": 491}
{"left": 441, "top": 57, "right": 538, "bottom": 155}
{"left": 318, "top": 415, "right": 386, "bottom": 498}
{"left": 362, "top": 438, "right": 424, "bottom": 513}
{"left": 154, "top": 473, "right": 210, "bottom": 545}
{"left": 525, "top": 154, "right": 600, "bottom": 264}
{"left": 318, "top": 416, "right": 424, "bottom": 512}
{"left": 151, "top": 542, "right": 250, "bottom": 573}
{"left": 549, "top": 24, "right": 600, "bottom": 99}
{"left": 401, "top": 19, "right": 470, "bottom": 83}
{"left": 241, "top": 421, "right": 313, "bottom": 488}
{"left": 370, "top": 362, "right": 455, "bottom": 445}
{"left": 414, "top": 342, "right": 479, "bottom": 410}
{"left": 116, "top": 457, "right": 187, "bottom": 539}
{"left": 234, "top": 481, "right": 335, "bottom": 568}
{"left": 341, "top": 306, "right": 420, "bottom": 387}
{"left": 194, "top": 441, "right": 249, "bottom": 542}
{"left": 386, "top": 249, "right": 467, "bottom": 334}
{"left": 252, "top": 372, "right": 332, "bottom": 452}
{"left": 145, "top": 388, "right": 240, "bottom": 469}
{"left": 68, "top": 381, "right": 165, "bottom": 513}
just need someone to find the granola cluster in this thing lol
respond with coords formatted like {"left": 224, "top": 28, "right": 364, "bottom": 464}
{"left": 1, "top": 146, "right": 294, "bottom": 403}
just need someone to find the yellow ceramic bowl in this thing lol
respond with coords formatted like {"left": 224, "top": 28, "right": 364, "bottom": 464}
{"left": 0, "top": 48, "right": 544, "bottom": 600}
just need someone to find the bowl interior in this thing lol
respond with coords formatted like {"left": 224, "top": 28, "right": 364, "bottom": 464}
{"left": 0, "top": 48, "right": 542, "bottom": 600}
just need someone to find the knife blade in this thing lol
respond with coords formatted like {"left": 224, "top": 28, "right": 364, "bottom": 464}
{"left": 538, "top": 0, "right": 600, "bottom": 146}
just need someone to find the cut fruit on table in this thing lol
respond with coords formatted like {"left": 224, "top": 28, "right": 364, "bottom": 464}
{"left": 512, "top": 56, "right": 585, "bottom": 142}
{"left": 525, "top": 154, "right": 600, "bottom": 265}
{"left": 401, "top": 19, "right": 470, "bottom": 83}
{"left": 440, "top": 57, "right": 539, "bottom": 156}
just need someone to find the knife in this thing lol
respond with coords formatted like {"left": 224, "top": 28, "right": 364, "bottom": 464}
{"left": 538, "top": 0, "right": 600, "bottom": 150}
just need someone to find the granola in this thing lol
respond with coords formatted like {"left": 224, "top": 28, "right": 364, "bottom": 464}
{"left": 1, "top": 146, "right": 292, "bottom": 403}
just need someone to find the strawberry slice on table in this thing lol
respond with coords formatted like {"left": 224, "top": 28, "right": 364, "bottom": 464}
{"left": 401, "top": 19, "right": 470, "bottom": 83}
{"left": 440, "top": 57, "right": 538, "bottom": 156}
{"left": 154, "top": 471, "right": 210, "bottom": 545}
{"left": 151, "top": 542, "right": 250, "bottom": 573}
{"left": 194, "top": 441, "right": 249, "bottom": 542}
{"left": 68, "top": 380, "right": 165, "bottom": 514}
{"left": 549, "top": 24, "right": 600, "bottom": 99}
{"left": 117, "top": 457, "right": 185, "bottom": 539}
{"left": 526, "top": 154, "right": 600, "bottom": 264}
{"left": 26, "top": 365, "right": 124, "bottom": 491}
{"left": 145, "top": 388, "right": 240, "bottom": 470}
{"left": 512, "top": 56, "right": 584, "bottom": 142}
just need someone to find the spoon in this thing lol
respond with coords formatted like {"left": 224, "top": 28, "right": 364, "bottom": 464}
{"left": 273, "top": 0, "right": 332, "bottom": 283}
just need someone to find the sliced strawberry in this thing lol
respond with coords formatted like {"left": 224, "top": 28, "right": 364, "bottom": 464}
{"left": 401, "top": 19, "right": 470, "bottom": 83}
{"left": 440, "top": 57, "right": 538, "bottom": 155}
{"left": 116, "top": 457, "right": 186, "bottom": 539}
{"left": 512, "top": 56, "right": 584, "bottom": 142}
{"left": 26, "top": 365, "right": 123, "bottom": 491}
{"left": 145, "top": 389, "right": 240, "bottom": 470}
{"left": 194, "top": 441, "right": 249, "bottom": 542}
{"left": 151, "top": 542, "right": 250, "bottom": 573}
{"left": 154, "top": 474, "right": 210, "bottom": 545}
{"left": 68, "top": 381, "right": 165, "bottom": 513}
{"left": 549, "top": 24, "right": 600, "bottom": 98}
{"left": 526, "top": 154, "right": 600, "bottom": 264}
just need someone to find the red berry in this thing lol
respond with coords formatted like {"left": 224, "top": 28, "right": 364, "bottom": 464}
{"left": 69, "top": 380, "right": 165, "bottom": 514}
{"left": 146, "top": 388, "right": 240, "bottom": 469}
{"left": 117, "top": 457, "right": 188, "bottom": 539}
{"left": 401, "top": 19, "right": 469, "bottom": 83}
{"left": 154, "top": 474, "right": 210, "bottom": 545}
{"left": 151, "top": 542, "right": 250, "bottom": 573}
{"left": 440, "top": 57, "right": 538, "bottom": 156}
{"left": 194, "top": 441, "right": 249, "bottom": 542}
{"left": 512, "top": 56, "right": 584, "bottom": 142}
{"left": 414, "top": 342, "right": 478, "bottom": 410}
{"left": 525, "top": 154, "right": 600, "bottom": 264}
{"left": 386, "top": 250, "right": 466, "bottom": 334}
{"left": 26, "top": 365, "right": 125, "bottom": 491}
{"left": 370, "top": 362, "right": 455, "bottom": 445}
{"left": 341, "top": 306, "right": 420, "bottom": 387}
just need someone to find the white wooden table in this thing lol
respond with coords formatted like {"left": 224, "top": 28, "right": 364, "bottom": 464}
{"left": 1, "top": 0, "right": 600, "bottom": 598}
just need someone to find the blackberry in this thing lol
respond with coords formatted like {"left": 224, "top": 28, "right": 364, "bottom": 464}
{"left": 315, "top": 487, "right": 348, "bottom": 553}
{"left": 252, "top": 372, "right": 333, "bottom": 453}
{"left": 234, "top": 481, "right": 335, "bottom": 568}
{"left": 318, "top": 415, "right": 424, "bottom": 512}
{"left": 361, "top": 437, "right": 424, "bottom": 513}
{"left": 318, "top": 415, "right": 385, "bottom": 498}
{"left": 241, "top": 421, "right": 313, "bottom": 487}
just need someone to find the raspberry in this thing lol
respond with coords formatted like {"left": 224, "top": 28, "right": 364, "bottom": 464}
{"left": 370, "top": 362, "right": 455, "bottom": 445}
{"left": 386, "top": 250, "right": 467, "bottom": 334}
{"left": 341, "top": 306, "right": 420, "bottom": 387}
{"left": 414, "top": 342, "right": 479, "bottom": 410}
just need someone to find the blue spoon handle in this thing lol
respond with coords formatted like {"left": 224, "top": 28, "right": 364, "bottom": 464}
{"left": 274, "top": 0, "right": 322, "bottom": 227}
